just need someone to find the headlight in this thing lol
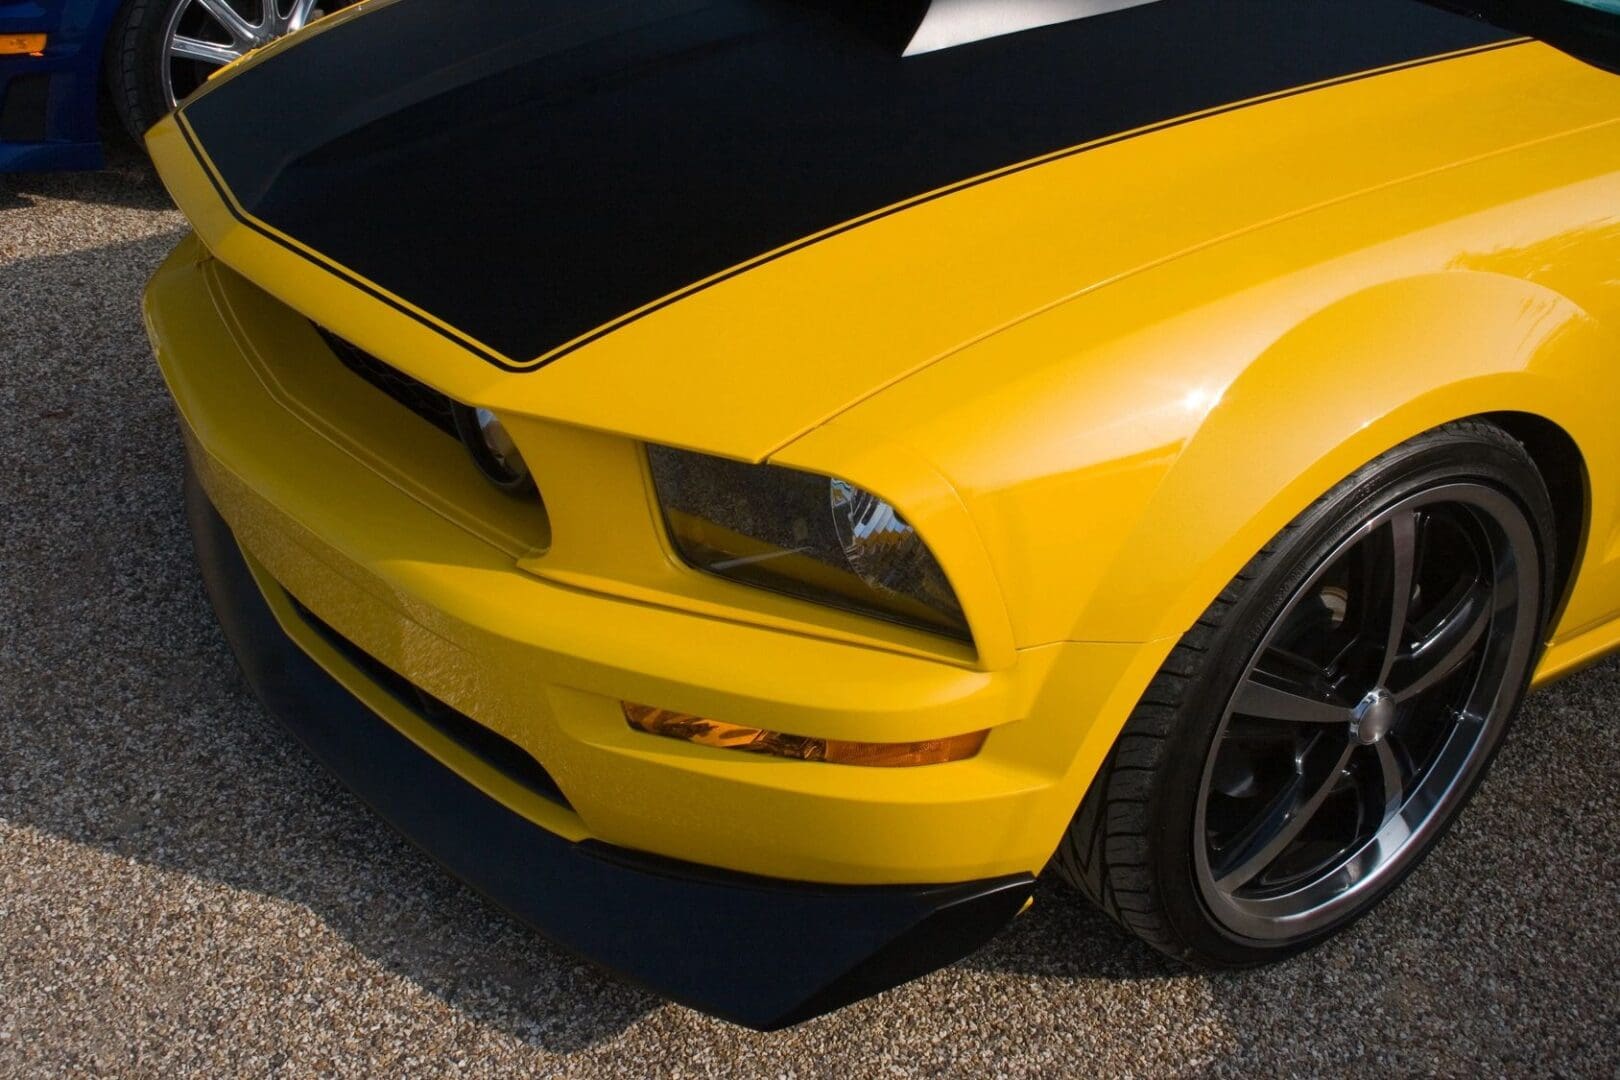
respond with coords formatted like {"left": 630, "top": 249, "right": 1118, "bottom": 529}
{"left": 451, "top": 403, "right": 533, "bottom": 493}
{"left": 647, "top": 446, "right": 969, "bottom": 640}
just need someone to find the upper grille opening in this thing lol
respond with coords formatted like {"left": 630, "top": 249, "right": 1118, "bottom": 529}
{"left": 315, "top": 326, "right": 459, "bottom": 438}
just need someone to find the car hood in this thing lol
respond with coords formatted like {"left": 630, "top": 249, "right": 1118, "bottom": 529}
{"left": 151, "top": 0, "right": 1515, "bottom": 459}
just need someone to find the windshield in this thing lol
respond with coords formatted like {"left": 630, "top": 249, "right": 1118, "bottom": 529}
{"left": 1426, "top": 1, "right": 1620, "bottom": 71}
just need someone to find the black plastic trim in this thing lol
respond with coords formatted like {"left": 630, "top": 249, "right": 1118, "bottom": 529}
{"left": 0, "top": 73, "right": 51, "bottom": 144}
{"left": 183, "top": 464, "right": 1035, "bottom": 1028}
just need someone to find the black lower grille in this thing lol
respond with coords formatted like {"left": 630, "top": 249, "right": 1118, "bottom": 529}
{"left": 0, "top": 74, "right": 50, "bottom": 143}
{"left": 315, "top": 326, "right": 459, "bottom": 438}
{"left": 286, "top": 594, "right": 573, "bottom": 811}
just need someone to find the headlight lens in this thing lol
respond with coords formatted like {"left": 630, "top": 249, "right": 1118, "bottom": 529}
{"left": 451, "top": 403, "right": 533, "bottom": 493}
{"left": 647, "top": 446, "right": 969, "bottom": 640}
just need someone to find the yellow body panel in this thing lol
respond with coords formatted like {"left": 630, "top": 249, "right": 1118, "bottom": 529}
{"left": 145, "top": 39, "right": 1620, "bottom": 887}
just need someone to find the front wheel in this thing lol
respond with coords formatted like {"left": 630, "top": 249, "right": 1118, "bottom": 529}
{"left": 1056, "top": 420, "right": 1554, "bottom": 966}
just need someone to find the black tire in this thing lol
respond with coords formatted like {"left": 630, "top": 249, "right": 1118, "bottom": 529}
{"left": 1055, "top": 419, "right": 1556, "bottom": 967}
{"left": 105, "top": 0, "right": 178, "bottom": 145}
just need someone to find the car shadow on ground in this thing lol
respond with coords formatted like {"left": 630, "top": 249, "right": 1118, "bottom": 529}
{"left": 0, "top": 122, "right": 167, "bottom": 213}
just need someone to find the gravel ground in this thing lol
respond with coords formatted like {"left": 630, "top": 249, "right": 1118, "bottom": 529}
{"left": 3, "top": 142, "right": 1618, "bottom": 1079}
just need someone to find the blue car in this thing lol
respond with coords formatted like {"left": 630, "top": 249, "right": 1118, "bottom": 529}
{"left": 0, "top": 0, "right": 344, "bottom": 172}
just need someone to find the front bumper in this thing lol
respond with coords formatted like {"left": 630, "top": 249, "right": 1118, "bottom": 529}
{"left": 185, "top": 467, "right": 1033, "bottom": 1027}
{"left": 145, "top": 234, "right": 1171, "bottom": 1018}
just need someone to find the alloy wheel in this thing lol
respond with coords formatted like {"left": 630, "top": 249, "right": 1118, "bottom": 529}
{"left": 1193, "top": 483, "right": 1540, "bottom": 942}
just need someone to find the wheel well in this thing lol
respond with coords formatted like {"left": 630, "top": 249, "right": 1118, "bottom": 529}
{"left": 1484, "top": 411, "right": 1588, "bottom": 628}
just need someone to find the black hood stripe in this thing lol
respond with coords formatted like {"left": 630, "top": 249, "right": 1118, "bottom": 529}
{"left": 178, "top": 116, "right": 519, "bottom": 370}
{"left": 180, "top": 0, "right": 1516, "bottom": 372}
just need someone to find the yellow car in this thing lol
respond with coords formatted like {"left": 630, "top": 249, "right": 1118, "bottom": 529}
{"left": 142, "top": 0, "right": 1620, "bottom": 1028}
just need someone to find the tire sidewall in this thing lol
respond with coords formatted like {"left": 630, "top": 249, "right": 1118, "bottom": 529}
{"left": 106, "top": 0, "right": 188, "bottom": 144}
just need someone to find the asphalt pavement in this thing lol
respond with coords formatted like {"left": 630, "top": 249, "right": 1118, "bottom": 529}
{"left": 2, "top": 142, "right": 1616, "bottom": 1077}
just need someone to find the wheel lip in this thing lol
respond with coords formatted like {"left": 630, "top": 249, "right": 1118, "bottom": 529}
{"left": 158, "top": 0, "right": 188, "bottom": 112}
{"left": 1191, "top": 480, "right": 1541, "bottom": 944}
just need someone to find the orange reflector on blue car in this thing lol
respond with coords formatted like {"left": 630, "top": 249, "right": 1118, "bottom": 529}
{"left": 0, "top": 33, "right": 46, "bottom": 55}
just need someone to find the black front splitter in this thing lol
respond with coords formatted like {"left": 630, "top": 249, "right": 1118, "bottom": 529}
{"left": 185, "top": 470, "right": 1034, "bottom": 1030}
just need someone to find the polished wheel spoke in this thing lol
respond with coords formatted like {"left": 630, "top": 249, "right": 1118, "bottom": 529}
{"left": 1392, "top": 584, "right": 1491, "bottom": 703}
{"left": 1231, "top": 676, "right": 1352, "bottom": 725}
{"left": 1213, "top": 738, "right": 1356, "bottom": 890}
{"left": 285, "top": 0, "right": 322, "bottom": 32}
{"left": 1374, "top": 510, "right": 1420, "bottom": 687}
{"left": 1374, "top": 739, "right": 1406, "bottom": 820}
{"left": 191, "top": 0, "right": 262, "bottom": 46}
{"left": 168, "top": 34, "right": 245, "bottom": 65}
{"left": 1266, "top": 645, "right": 1333, "bottom": 686}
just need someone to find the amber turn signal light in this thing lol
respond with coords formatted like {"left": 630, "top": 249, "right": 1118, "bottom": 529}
{"left": 623, "top": 703, "right": 987, "bottom": 768}
{"left": 0, "top": 33, "right": 47, "bottom": 56}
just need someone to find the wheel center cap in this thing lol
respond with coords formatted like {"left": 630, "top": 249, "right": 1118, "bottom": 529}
{"left": 1352, "top": 688, "right": 1396, "bottom": 746}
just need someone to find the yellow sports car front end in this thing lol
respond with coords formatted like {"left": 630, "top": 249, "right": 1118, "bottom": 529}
{"left": 143, "top": 0, "right": 1620, "bottom": 1027}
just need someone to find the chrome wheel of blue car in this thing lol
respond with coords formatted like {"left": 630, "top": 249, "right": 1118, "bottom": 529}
{"left": 107, "top": 0, "right": 350, "bottom": 144}
{"left": 159, "top": 0, "right": 328, "bottom": 108}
